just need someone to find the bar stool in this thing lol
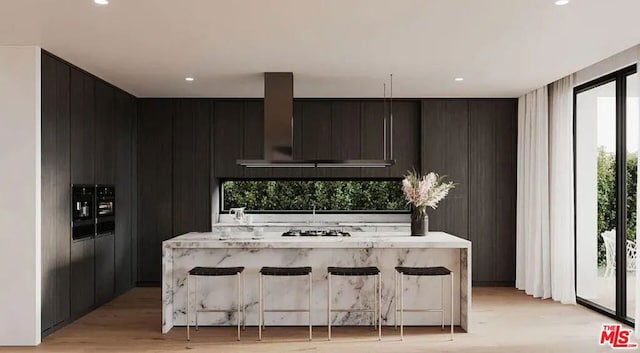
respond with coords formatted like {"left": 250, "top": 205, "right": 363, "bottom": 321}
{"left": 327, "top": 266, "right": 381, "bottom": 341}
{"left": 186, "top": 266, "right": 245, "bottom": 341}
{"left": 259, "top": 266, "right": 313, "bottom": 341}
{"left": 394, "top": 266, "right": 454, "bottom": 341}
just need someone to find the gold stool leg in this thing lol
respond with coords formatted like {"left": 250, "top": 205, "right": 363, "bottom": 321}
{"left": 186, "top": 274, "right": 190, "bottom": 341}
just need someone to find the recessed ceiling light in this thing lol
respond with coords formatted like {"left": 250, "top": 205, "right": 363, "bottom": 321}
{"left": 554, "top": 0, "right": 569, "bottom": 5}
{"left": 94, "top": 0, "right": 109, "bottom": 5}
{"left": 455, "top": 77, "right": 464, "bottom": 82}
{"left": 185, "top": 77, "right": 195, "bottom": 82}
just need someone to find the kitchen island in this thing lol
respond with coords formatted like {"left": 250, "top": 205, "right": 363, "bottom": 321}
{"left": 162, "top": 231, "right": 471, "bottom": 333}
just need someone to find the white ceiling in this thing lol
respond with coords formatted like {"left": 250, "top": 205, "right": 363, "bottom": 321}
{"left": 1, "top": 0, "right": 640, "bottom": 98}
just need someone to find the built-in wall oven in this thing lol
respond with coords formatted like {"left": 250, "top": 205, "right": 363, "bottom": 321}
{"left": 96, "top": 185, "right": 115, "bottom": 236}
{"left": 71, "top": 184, "right": 115, "bottom": 240}
{"left": 72, "top": 185, "right": 95, "bottom": 240}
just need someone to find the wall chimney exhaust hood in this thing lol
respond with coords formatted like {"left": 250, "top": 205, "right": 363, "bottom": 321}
{"left": 237, "top": 72, "right": 395, "bottom": 168}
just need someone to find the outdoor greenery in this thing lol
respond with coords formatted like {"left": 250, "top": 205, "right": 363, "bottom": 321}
{"left": 222, "top": 180, "right": 408, "bottom": 211}
{"left": 597, "top": 148, "right": 637, "bottom": 264}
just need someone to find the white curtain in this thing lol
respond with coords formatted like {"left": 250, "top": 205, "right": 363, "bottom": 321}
{"left": 516, "top": 87, "right": 551, "bottom": 298}
{"left": 516, "top": 76, "right": 576, "bottom": 303}
{"left": 635, "top": 47, "right": 640, "bottom": 336}
{"left": 549, "top": 76, "right": 576, "bottom": 304}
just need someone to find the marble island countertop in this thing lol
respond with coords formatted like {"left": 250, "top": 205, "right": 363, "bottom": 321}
{"left": 212, "top": 222, "right": 410, "bottom": 227}
{"left": 163, "top": 231, "right": 470, "bottom": 249}
{"left": 162, "top": 230, "right": 472, "bottom": 333}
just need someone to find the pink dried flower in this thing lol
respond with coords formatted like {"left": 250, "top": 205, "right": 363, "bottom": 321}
{"left": 402, "top": 171, "right": 455, "bottom": 211}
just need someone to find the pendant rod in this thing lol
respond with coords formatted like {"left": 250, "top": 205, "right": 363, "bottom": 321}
{"left": 383, "top": 83, "right": 387, "bottom": 161}
{"left": 390, "top": 73, "right": 393, "bottom": 160}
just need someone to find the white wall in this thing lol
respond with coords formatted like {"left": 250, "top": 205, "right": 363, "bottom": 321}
{"left": 0, "top": 46, "right": 41, "bottom": 345}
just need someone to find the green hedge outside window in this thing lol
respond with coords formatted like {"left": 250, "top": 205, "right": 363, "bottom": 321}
{"left": 222, "top": 180, "right": 407, "bottom": 212}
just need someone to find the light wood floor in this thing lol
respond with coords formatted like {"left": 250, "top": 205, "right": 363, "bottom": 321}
{"left": 3, "top": 287, "right": 625, "bottom": 352}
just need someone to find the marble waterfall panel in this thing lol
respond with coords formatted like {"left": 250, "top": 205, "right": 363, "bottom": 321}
{"left": 166, "top": 247, "right": 461, "bottom": 329}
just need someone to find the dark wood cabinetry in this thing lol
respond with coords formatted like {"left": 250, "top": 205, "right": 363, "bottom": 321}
{"left": 389, "top": 101, "right": 420, "bottom": 177}
{"left": 41, "top": 53, "right": 71, "bottom": 334}
{"left": 468, "top": 99, "right": 517, "bottom": 284}
{"left": 173, "top": 99, "right": 212, "bottom": 235}
{"left": 213, "top": 101, "right": 244, "bottom": 178}
{"left": 137, "top": 99, "right": 174, "bottom": 283}
{"left": 421, "top": 98, "right": 517, "bottom": 285}
{"left": 468, "top": 100, "right": 496, "bottom": 284}
{"left": 95, "top": 81, "right": 116, "bottom": 185}
{"left": 468, "top": 99, "right": 517, "bottom": 285}
{"left": 330, "top": 101, "right": 361, "bottom": 178}
{"left": 300, "top": 101, "right": 332, "bottom": 178}
{"left": 41, "top": 51, "right": 136, "bottom": 336}
{"left": 209, "top": 99, "right": 420, "bottom": 180}
{"left": 136, "top": 97, "right": 516, "bottom": 286}
{"left": 68, "top": 65, "right": 98, "bottom": 323}
{"left": 421, "top": 99, "right": 517, "bottom": 285}
{"left": 243, "top": 100, "right": 273, "bottom": 178}
{"left": 422, "top": 99, "right": 470, "bottom": 239}
{"left": 70, "top": 238, "right": 95, "bottom": 318}
{"left": 137, "top": 98, "right": 213, "bottom": 283}
{"left": 115, "top": 91, "right": 136, "bottom": 295}
{"left": 69, "top": 68, "right": 95, "bottom": 184}
{"left": 95, "top": 233, "right": 115, "bottom": 305}
{"left": 361, "top": 101, "right": 388, "bottom": 178}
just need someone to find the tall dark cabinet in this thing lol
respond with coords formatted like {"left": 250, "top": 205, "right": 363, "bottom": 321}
{"left": 469, "top": 99, "right": 517, "bottom": 285}
{"left": 421, "top": 99, "right": 470, "bottom": 239}
{"left": 115, "top": 91, "right": 136, "bottom": 294}
{"left": 422, "top": 98, "right": 517, "bottom": 285}
{"left": 136, "top": 98, "right": 214, "bottom": 283}
{"left": 173, "top": 99, "right": 212, "bottom": 235}
{"left": 41, "top": 51, "right": 137, "bottom": 336}
{"left": 137, "top": 99, "right": 174, "bottom": 283}
{"left": 69, "top": 66, "right": 96, "bottom": 319}
{"left": 41, "top": 53, "right": 71, "bottom": 334}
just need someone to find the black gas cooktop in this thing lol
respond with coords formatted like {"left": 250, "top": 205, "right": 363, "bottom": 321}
{"left": 282, "top": 229, "right": 351, "bottom": 237}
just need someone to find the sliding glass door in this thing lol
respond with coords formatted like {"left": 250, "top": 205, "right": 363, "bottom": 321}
{"left": 627, "top": 72, "right": 639, "bottom": 319}
{"left": 575, "top": 65, "right": 637, "bottom": 324}
{"left": 575, "top": 79, "right": 617, "bottom": 312}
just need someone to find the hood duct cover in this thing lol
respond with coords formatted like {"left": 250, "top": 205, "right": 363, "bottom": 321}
{"left": 237, "top": 72, "right": 395, "bottom": 168}
{"left": 263, "top": 72, "right": 294, "bottom": 161}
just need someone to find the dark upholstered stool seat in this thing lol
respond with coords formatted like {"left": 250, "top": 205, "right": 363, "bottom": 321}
{"left": 328, "top": 266, "right": 380, "bottom": 276}
{"left": 259, "top": 266, "right": 314, "bottom": 340}
{"left": 395, "top": 266, "right": 451, "bottom": 276}
{"left": 260, "top": 266, "right": 312, "bottom": 276}
{"left": 187, "top": 266, "right": 246, "bottom": 341}
{"left": 395, "top": 265, "right": 454, "bottom": 340}
{"left": 188, "top": 266, "right": 245, "bottom": 276}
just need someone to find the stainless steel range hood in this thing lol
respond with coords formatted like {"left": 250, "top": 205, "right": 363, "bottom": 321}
{"left": 237, "top": 72, "right": 395, "bottom": 168}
